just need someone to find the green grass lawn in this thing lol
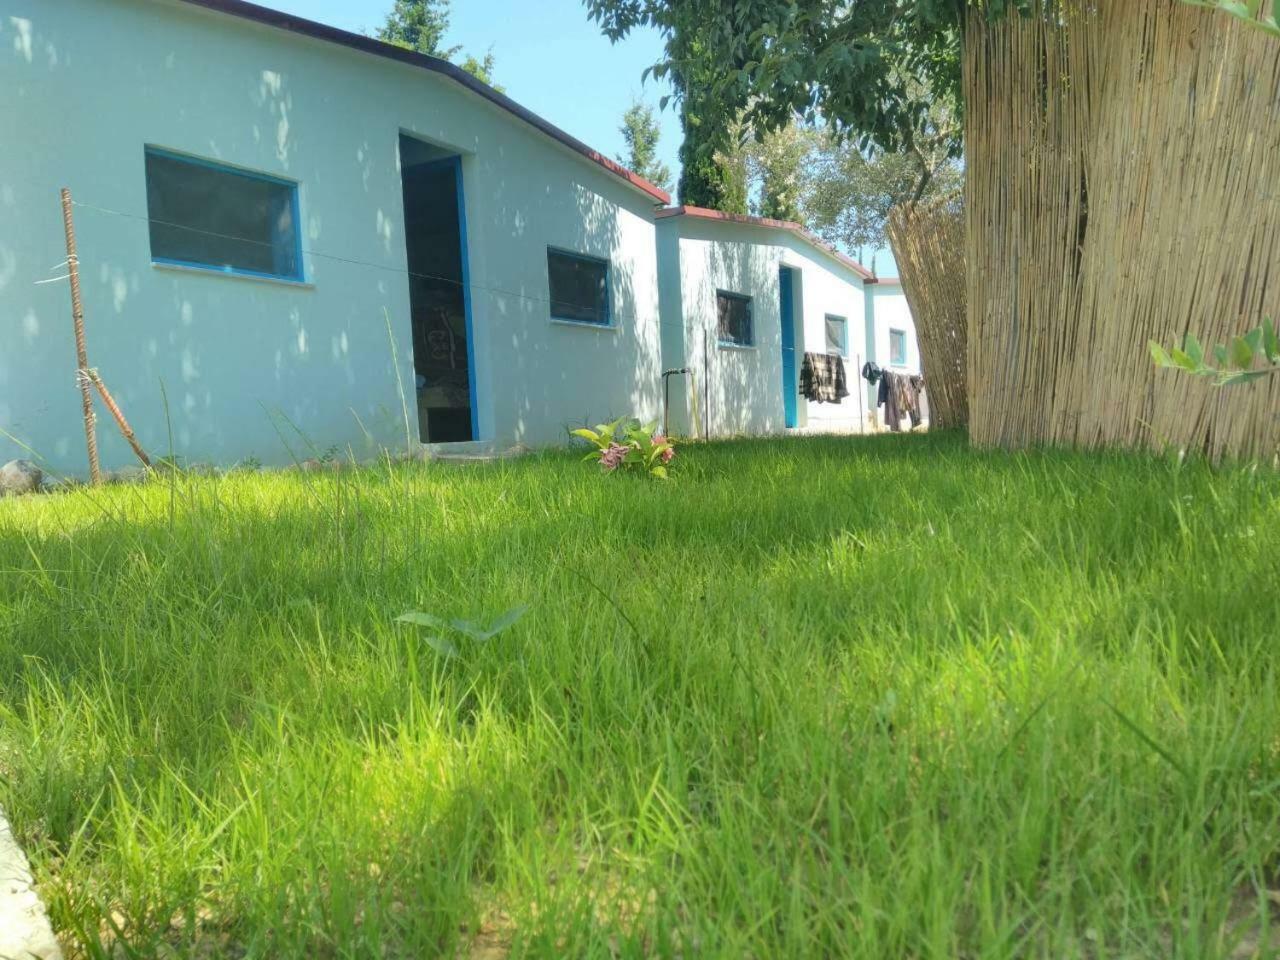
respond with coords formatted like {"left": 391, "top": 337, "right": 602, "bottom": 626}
{"left": 1, "top": 432, "right": 1278, "bottom": 958}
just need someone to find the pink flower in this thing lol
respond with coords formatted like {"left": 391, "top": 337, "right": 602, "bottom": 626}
{"left": 600, "top": 443, "right": 629, "bottom": 471}
{"left": 654, "top": 436, "right": 676, "bottom": 464}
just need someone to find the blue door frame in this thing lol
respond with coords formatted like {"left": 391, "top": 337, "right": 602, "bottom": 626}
{"left": 408, "top": 154, "right": 479, "bottom": 442}
{"left": 779, "top": 267, "right": 799, "bottom": 428}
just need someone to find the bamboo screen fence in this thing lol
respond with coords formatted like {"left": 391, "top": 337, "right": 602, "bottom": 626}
{"left": 964, "top": 0, "right": 1280, "bottom": 459}
{"left": 887, "top": 198, "right": 969, "bottom": 430}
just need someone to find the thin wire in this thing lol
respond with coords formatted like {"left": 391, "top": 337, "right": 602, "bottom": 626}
{"left": 69, "top": 197, "right": 679, "bottom": 328}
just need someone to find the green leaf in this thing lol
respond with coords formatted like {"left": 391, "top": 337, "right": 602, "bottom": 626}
{"left": 1244, "top": 326, "right": 1264, "bottom": 354}
{"left": 396, "top": 611, "right": 450, "bottom": 630}
{"left": 1217, "top": 370, "right": 1272, "bottom": 386}
{"left": 1264, "top": 319, "right": 1280, "bottom": 363}
{"left": 1230, "top": 335, "right": 1255, "bottom": 370}
{"left": 476, "top": 604, "right": 529, "bottom": 640}
{"left": 1170, "top": 348, "right": 1199, "bottom": 372}
{"left": 1150, "top": 341, "right": 1173, "bottom": 367}
{"left": 420, "top": 635, "right": 459, "bottom": 659}
{"left": 569, "top": 428, "right": 601, "bottom": 444}
{"left": 650, "top": 465, "right": 668, "bottom": 479}
{"left": 1214, "top": 344, "right": 1230, "bottom": 367}
{"left": 1183, "top": 333, "right": 1204, "bottom": 365}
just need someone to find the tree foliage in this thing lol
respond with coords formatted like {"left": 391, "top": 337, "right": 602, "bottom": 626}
{"left": 747, "top": 122, "right": 816, "bottom": 222}
{"left": 377, "top": 0, "right": 454, "bottom": 57}
{"left": 617, "top": 99, "right": 673, "bottom": 192}
{"left": 805, "top": 131, "right": 962, "bottom": 256}
{"left": 1182, "top": 0, "right": 1280, "bottom": 36}
{"left": 679, "top": 104, "right": 748, "bottom": 212}
{"left": 377, "top": 0, "right": 501, "bottom": 89}
{"left": 731, "top": 115, "right": 959, "bottom": 255}
{"left": 584, "top": 0, "right": 985, "bottom": 162}
{"left": 586, "top": 0, "right": 1275, "bottom": 161}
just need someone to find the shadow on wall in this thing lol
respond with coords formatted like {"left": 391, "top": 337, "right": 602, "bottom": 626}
{"left": 696, "top": 240, "right": 783, "bottom": 438}
{"left": 475, "top": 162, "right": 662, "bottom": 445}
{"left": 1, "top": 6, "right": 425, "bottom": 473}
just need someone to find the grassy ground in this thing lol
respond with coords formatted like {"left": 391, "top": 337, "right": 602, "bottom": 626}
{"left": 0, "top": 432, "right": 1278, "bottom": 958}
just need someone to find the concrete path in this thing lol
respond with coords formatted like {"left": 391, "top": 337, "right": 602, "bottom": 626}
{"left": 0, "top": 810, "right": 61, "bottom": 960}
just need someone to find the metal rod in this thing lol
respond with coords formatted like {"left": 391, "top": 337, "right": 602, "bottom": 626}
{"left": 88, "top": 371, "right": 151, "bottom": 468}
{"left": 60, "top": 188, "right": 100, "bottom": 485}
{"left": 856, "top": 352, "right": 864, "bottom": 433}
{"left": 703, "top": 337, "right": 710, "bottom": 441}
{"left": 661, "top": 368, "right": 689, "bottom": 438}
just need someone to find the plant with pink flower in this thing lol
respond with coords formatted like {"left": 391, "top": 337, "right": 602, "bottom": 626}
{"left": 570, "top": 418, "right": 677, "bottom": 479}
{"left": 654, "top": 436, "right": 676, "bottom": 465}
{"left": 599, "top": 443, "right": 630, "bottom": 472}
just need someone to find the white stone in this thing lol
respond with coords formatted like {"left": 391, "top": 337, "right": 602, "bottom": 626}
{"left": 104, "top": 465, "right": 149, "bottom": 485}
{"left": 0, "top": 810, "right": 62, "bottom": 959}
{"left": 0, "top": 460, "right": 42, "bottom": 497}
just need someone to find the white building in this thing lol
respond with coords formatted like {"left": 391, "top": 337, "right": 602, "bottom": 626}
{"left": 656, "top": 207, "right": 919, "bottom": 439}
{"left": 1, "top": 0, "right": 922, "bottom": 475}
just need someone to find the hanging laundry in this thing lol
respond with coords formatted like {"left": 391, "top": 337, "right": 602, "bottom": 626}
{"left": 861, "top": 361, "right": 883, "bottom": 386}
{"left": 800, "top": 352, "right": 850, "bottom": 403}
{"left": 877, "top": 371, "right": 903, "bottom": 430}
{"left": 877, "top": 370, "right": 927, "bottom": 431}
{"left": 902, "top": 375, "right": 926, "bottom": 428}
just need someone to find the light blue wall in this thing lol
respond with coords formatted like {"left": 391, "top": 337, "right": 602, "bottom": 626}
{"left": 658, "top": 218, "right": 899, "bottom": 438}
{"left": 0, "top": 0, "right": 663, "bottom": 473}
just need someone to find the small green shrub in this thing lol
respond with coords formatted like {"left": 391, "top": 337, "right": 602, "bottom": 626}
{"left": 570, "top": 417, "right": 676, "bottom": 479}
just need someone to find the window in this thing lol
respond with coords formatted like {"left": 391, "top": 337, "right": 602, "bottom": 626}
{"left": 144, "top": 148, "right": 302, "bottom": 281}
{"left": 890, "top": 328, "right": 908, "bottom": 365}
{"left": 825, "top": 314, "right": 848, "bottom": 355}
{"left": 547, "top": 248, "right": 610, "bottom": 325}
{"left": 716, "top": 290, "right": 753, "bottom": 347}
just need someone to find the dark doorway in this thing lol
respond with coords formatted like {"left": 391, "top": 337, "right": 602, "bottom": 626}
{"left": 399, "top": 135, "right": 475, "bottom": 443}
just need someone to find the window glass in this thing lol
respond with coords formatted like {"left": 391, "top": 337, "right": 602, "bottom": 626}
{"left": 548, "top": 249, "right": 610, "bottom": 325}
{"left": 144, "top": 148, "right": 301, "bottom": 281}
{"left": 717, "top": 291, "right": 753, "bottom": 346}
{"left": 890, "top": 328, "right": 908, "bottom": 365}
{"left": 825, "top": 315, "right": 848, "bottom": 355}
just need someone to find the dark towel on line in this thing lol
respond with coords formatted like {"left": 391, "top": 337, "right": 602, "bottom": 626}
{"left": 878, "top": 372, "right": 902, "bottom": 430}
{"left": 800, "top": 352, "right": 850, "bottom": 404}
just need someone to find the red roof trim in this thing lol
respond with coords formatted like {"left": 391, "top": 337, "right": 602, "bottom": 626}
{"left": 171, "top": 0, "right": 671, "bottom": 205}
{"left": 867, "top": 276, "right": 901, "bottom": 285}
{"left": 655, "top": 206, "right": 876, "bottom": 281}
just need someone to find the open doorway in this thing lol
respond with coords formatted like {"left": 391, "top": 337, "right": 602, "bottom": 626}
{"left": 398, "top": 134, "right": 475, "bottom": 443}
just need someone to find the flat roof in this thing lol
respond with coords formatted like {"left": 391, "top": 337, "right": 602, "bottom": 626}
{"left": 172, "top": 0, "right": 672, "bottom": 205}
{"left": 655, "top": 206, "right": 876, "bottom": 282}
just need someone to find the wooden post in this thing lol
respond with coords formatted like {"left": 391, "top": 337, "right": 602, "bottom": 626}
{"left": 60, "top": 188, "right": 101, "bottom": 485}
{"left": 88, "top": 371, "right": 151, "bottom": 468}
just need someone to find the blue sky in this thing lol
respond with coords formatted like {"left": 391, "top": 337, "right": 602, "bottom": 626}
{"left": 267, "top": 0, "right": 682, "bottom": 189}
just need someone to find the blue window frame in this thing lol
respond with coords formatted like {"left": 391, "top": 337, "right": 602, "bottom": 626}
{"left": 717, "top": 290, "right": 754, "bottom": 347}
{"left": 890, "top": 328, "right": 908, "bottom": 365}
{"left": 547, "top": 248, "right": 611, "bottom": 325}
{"left": 825, "top": 314, "right": 848, "bottom": 356}
{"left": 143, "top": 147, "right": 303, "bottom": 282}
